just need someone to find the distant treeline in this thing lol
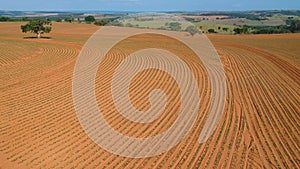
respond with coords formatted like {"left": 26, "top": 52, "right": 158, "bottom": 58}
{"left": 202, "top": 12, "right": 268, "bottom": 21}
{"left": 0, "top": 16, "right": 70, "bottom": 22}
{"left": 233, "top": 20, "right": 300, "bottom": 34}
{"left": 0, "top": 16, "right": 119, "bottom": 23}
{"left": 193, "top": 10, "right": 300, "bottom": 19}
{"left": 0, "top": 17, "right": 31, "bottom": 22}
{"left": 0, "top": 15, "right": 123, "bottom": 27}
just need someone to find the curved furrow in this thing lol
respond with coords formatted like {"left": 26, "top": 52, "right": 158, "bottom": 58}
{"left": 1, "top": 23, "right": 300, "bottom": 169}
{"left": 214, "top": 42, "right": 300, "bottom": 83}
{"left": 90, "top": 34, "right": 211, "bottom": 168}
{"left": 217, "top": 45, "right": 278, "bottom": 167}
{"left": 247, "top": 63, "right": 299, "bottom": 167}
{"left": 218, "top": 44, "right": 300, "bottom": 168}
{"left": 0, "top": 39, "right": 81, "bottom": 168}
{"left": 232, "top": 46, "right": 299, "bottom": 159}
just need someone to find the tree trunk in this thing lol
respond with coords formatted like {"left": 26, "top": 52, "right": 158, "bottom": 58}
{"left": 37, "top": 32, "right": 41, "bottom": 38}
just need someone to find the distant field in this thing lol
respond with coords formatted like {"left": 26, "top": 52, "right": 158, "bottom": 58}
{"left": 196, "top": 14, "right": 290, "bottom": 27}
{"left": 0, "top": 22, "right": 299, "bottom": 168}
{"left": 122, "top": 20, "right": 236, "bottom": 34}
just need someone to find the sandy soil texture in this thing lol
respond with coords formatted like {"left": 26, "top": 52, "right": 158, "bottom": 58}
{"left": 0, "top": 22, "right": 299, "bottom": 168}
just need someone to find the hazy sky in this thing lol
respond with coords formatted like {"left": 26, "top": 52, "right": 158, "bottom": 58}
{"left": 0, "top": 0, "right": 299, "bottom": 11}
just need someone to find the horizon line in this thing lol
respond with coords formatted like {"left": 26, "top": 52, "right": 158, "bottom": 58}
{"left": 1, "top": 9, "right": 300, "bottom": 13}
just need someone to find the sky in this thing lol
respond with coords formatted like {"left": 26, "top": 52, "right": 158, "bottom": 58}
{"left": 0, "top": 0, "right": 299, "bottom": 11}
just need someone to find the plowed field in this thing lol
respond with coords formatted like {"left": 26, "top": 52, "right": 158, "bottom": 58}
{"left": 0, "top": 22, "right": 299, "bottom": 168}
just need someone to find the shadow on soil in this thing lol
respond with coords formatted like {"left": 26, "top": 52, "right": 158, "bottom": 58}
{"left": 23, "top": 36, "right": 52, "bottom": 39}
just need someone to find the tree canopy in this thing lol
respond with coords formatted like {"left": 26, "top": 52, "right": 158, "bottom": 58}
{"left": 94, "top": 19, "right": 111, "bottom": 26}
{"left": 208, "top": 28, "right": 216, "bottom": 33}
{"left": 289, "top": 20, "right": 300, "bottom": 33}
{"left": 233, "top": 27, "right": 249, "bottom": 34}
{"left": 21, "top": 19, "right": 52, "bottom": 38}
{"left": 85, "top": 16, "right": 95, "bottom": 23}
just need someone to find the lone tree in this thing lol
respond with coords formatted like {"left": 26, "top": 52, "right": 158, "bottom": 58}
{"left": 21, "top": 19, "right": 52, "bottom": 38}
{"left": 85, "top": 15, "right": 95, "bottom": 23}
{"left": 208, "top": 28, "right": 216, "bottom": 33}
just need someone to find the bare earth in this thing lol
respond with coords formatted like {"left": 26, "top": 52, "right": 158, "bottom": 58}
{"left": 0, "top": 22, "right": 299, "bottom": 168}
